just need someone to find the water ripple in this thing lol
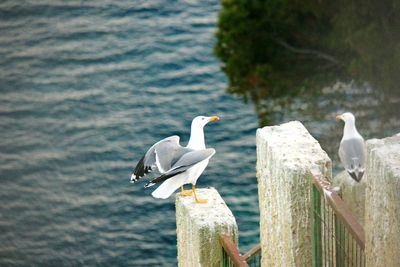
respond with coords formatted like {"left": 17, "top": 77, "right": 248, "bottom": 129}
{"left": 0, "top": 0, "right": 260, "bottom": 266}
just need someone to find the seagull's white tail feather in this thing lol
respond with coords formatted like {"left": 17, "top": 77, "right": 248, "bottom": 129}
{"left": 151, "top": 175, "right": 186, "bottom": 199}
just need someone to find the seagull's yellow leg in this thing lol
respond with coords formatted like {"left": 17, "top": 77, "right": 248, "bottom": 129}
{"left": 180, "top": 186, "right": 193, "bottom": 196}
{"left": 192, "top": 185, "right": 207, "bottom": 204}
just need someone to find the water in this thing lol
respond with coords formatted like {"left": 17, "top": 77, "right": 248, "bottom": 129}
{"left": 0, "top": 1, "right": 259, "bottom": 266}
{"left": 1, "top": 1, "right": 399, "bottom": 266}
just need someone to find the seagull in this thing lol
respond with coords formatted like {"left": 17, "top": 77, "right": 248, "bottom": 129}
{"left": 336, "top": 112, "right": 365, "bottom": 182}
{"left": 130, "top": 116, "right": 220, "bottom": 203}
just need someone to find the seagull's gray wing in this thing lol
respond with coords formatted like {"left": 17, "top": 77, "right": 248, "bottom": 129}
{"left": 339, "top": 138, "right": 365, "bottom": 181}
{"left": 144, "top": 148, "right": 216, "bottom": 187}
{"left": 154, "top": 142, "right": 191, "bottom": 173}
{"left": 131, "top": 136, "right": 182, "bottom": 182}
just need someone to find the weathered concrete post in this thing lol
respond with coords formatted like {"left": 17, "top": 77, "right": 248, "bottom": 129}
{"left": 365, "top": 134, "right": 400, "bottom": 267}
{"left": 256, "top": 121, "right": 331, "bottom": 266}
{"left": 176, "top": 187, "right": 238, "bottom": 267}
{"left": 332, "top": 171, "right": 366, "bottom": 227}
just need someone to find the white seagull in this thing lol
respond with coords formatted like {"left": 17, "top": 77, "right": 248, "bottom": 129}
{"left": 130, "top": 116, "right": 220, "bottom": 203}
{"left": 336, "top": 112, "right": 365, "bottom": 182}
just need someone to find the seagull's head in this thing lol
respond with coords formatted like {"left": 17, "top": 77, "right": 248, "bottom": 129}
{"left": 336, "top": 112, "right": 355, "bottom": 124}
{"left": 192, "top": 115, "right": 220, "bottom": 128}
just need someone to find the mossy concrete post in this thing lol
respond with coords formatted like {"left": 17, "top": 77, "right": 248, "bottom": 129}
{"left": 175, "top": 187, "right": 238, "bottom": 267}
{"left": 365, "top": 134, "right": 400, "bottom": 267}
{"left": 256, "top": 121, "right": 331, "bottom": 266}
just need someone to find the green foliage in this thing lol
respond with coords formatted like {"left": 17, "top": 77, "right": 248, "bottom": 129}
{"left": 214, "top": 0, "right": 400, "bottom": 101}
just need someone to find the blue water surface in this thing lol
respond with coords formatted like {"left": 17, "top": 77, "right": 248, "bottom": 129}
{"left": 0, "top": 1, "right": 260, "bottom": 266}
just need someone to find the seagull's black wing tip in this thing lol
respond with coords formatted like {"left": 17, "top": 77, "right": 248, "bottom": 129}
{"left": 348, "top": 171, "right": 363, "bottom": 182}
{"left": 130, "top": 174, "right": 139, "bottom": 183}
{"left": 356, "top": 172, "right": 364, "bottom": 182}
{"left": 144, "top": 182, "right": 155, "bottom": 188}
{"left": 131, "top": 155, "right": 154, "bottom": 183}
{"left": 144, "top": 169, "right": 186, "bottom": 188}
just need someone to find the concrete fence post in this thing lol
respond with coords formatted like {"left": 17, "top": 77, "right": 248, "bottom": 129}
{"left": 332, "top": 170, "right": 366, "bottom": 227}
{"left": 176, "top": 187, "right": 238, "bottom": 267}
{"left": 365, "top": 134, "right": 400, "bottom": 267}
{"left": 256, "top": 121, "right": 331, "bottom": 266}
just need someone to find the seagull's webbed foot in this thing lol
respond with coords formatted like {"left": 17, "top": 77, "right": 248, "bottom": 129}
{"left": 195, "top": 198, "right": 208, "bottom": 204}
{"left": 180, "top": 186, "right": 193, "bottom": 197}
{"left": 192, "top": 185, "right": 207, "bottom": 204}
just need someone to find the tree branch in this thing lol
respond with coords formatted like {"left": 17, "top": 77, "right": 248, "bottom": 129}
{"left": 275, "top": 39, "right": 341, "bottom": 66}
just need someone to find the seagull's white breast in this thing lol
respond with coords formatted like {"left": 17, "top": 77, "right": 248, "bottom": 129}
{"left": 187, "top": 158, "right": 210, "bottom": 184}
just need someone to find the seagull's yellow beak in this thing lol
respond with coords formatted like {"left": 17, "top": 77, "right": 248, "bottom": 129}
{"left": 208, "top": 116, "right": 220, "bottom": 122}
{"left": 336, "top": 115, "right": 344, "bottom": 121}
